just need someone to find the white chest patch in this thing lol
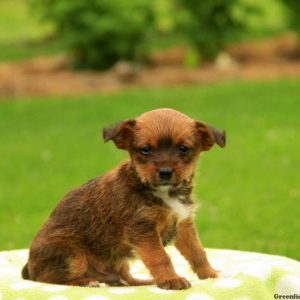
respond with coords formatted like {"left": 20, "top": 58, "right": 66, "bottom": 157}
{"left": 153, "top": 186, "right": 194, "bottom": 222}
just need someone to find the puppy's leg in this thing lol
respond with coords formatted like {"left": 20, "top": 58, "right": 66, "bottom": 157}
{"left": 28, "top": 246, "right": 90, "bottom": 285}
{"left": 134, "top": 242, "right": 190, "bottom": 289}
{"left": 118, "top": 260, "right": 154, "bottom": 286}
{"left": 174, "top": 219, "right": 218, "bottom": 279}
{"left": 127, "top": 227, "right": 190, "bottom": 290}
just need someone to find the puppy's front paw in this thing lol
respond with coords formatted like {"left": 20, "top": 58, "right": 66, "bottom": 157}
{"left": 157, "top": 276, "right": 191, "bottom": 290}
{"left": 197, "top": 266, "right": 219, "bottom": 279}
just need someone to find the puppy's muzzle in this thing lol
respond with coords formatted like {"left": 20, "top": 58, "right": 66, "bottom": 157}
{"left": 158, "top": 167, "right": 173, "bottom": 182}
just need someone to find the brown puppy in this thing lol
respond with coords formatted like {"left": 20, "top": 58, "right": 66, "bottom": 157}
{"left": 22, "top": 108, "right": 226, "bottom": 290}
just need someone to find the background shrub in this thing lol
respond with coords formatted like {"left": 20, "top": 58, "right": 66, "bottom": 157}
{"left": 281, "top": 0, "right": 300, "bottom": 42}
{"left": 33, "top": 0, "right": 154, "bottom": 70}
{"left": 175, "top": 0, "right": 247, "bottom": 61}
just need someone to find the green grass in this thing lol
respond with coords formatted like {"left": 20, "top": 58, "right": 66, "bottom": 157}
{"left": 0, "top": 79, "right": 300, "bottom": 260}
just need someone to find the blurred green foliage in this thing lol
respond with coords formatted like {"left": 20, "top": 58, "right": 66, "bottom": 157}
{"left": 26, "top": 0, "right": 295, "bottom": 69}
{"left": 175, "top": 0, "right": 248, "bottom": 61}
{"left": 282, "top": 0, "right": 300, "bottom": 40}
{"left": 32, "top": 0, "right": 154, "bottom": 69}
{"left": 0, "top": 0, "right": 296, "bottom": 65}
{"left": 240, "top": 0, "right": 287, "bottom": 37}
{"left": 0, "top": 0, "right": 53, "bottom": 44}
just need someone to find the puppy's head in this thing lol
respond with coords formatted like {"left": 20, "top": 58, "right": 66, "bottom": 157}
{"left": 103, "top": 108, "right": 226, "bottom": 188}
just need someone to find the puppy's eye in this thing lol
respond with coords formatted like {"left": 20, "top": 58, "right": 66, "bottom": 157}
{"left": 178, "top": 144, "right": 189, "bottom": 154}
{"left": 140, "top": 145, "right": 152, "bottom": 155}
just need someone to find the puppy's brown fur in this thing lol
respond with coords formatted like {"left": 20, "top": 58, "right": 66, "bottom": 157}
{"left": 22, "top": 108, "right": 226, "bottom": 290}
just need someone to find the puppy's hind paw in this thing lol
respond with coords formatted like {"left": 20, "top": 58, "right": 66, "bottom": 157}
{"left": 88, "top": 280, "right": 101, "bottom": 288}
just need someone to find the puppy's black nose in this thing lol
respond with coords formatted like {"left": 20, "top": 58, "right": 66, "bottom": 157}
{"left": 159, "top": 167, "right": 173, "bottom": 180}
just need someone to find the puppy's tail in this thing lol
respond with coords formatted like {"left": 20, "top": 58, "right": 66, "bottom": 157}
{"left": 21, "top": 263, "right": 30, "bottom": 279}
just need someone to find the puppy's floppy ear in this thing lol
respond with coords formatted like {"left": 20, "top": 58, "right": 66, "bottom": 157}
{"left": 102, "top": 119, "right": 136, "bottom": 150}
{"left": 195, "top": 121, "right": 226, "bottom": 151}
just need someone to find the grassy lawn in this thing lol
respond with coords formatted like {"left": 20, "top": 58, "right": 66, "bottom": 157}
{"left": 0, "top": 79, "right": 299, "bottom": 260}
